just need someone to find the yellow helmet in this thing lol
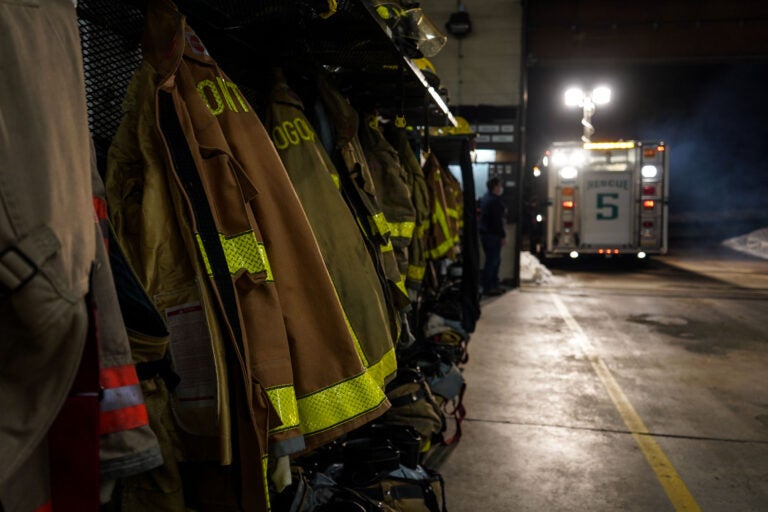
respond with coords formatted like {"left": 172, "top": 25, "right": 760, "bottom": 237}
{"left": 412, "top": 58, "right": 439, "bottom": 88}
{"left": 430, "top": 116, "right": 473, "bottom": 137}
{"left": 451, "top": 116, "right": 473, "bottom": 135}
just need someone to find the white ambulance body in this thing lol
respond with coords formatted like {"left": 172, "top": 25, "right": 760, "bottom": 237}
{"left": 543, "top": 140, "right": 668, "bottom": 258}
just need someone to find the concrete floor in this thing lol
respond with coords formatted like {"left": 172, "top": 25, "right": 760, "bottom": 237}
{"left": 435, "top": 249, "right": 768, "bottom": 511}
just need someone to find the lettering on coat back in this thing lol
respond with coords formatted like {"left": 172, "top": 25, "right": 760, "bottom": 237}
{"left": 196, "top": 76, "right": 250, "bottom": 116}
{"left": 271, "top": 118, "right": 316, "bottom": 150}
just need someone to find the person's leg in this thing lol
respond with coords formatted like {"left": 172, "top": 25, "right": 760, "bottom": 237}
{"left": 480, "top": 235, "right": 494, "bottom": 292}
{"left": 481, "top": 235, "right": 501, "bottom": 292}
{"left": 489, "top": 243, "right": 502, "bottom": 290}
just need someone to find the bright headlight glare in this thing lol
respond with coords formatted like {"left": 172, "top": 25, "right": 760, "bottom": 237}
{"left": 559, "top": 166, "right": 578, "bottom": 180}
{"left": 551, "top": 151, "right": 567, "bottom": 167}
{"left": 641, "top": 165, "right": 658, "bottom": 178}
{"left": 592, "top": 86, "right": 612, "bottom": 105}
{"left": 542, "top": 156, "right": 549, "bottom": 167}
{"left": 536, "top": 214, "right": 543, "bottom": 222}
{"left": 564, "top": 87, "right": 584, "bottom": 106}
{"left": 569, "top": 150, "right": 585, "bottom": 165}
{"left": 569, "top": 251, "right": 579, "bottom": 259}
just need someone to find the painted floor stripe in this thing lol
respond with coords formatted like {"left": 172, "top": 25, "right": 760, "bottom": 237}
{"left": 550, "top": 292, "right": 701, "bottom": 512}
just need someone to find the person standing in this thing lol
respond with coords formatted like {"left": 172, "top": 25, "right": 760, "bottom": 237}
{"left": 478, "top": 176, "right": 507, "bottom": 296}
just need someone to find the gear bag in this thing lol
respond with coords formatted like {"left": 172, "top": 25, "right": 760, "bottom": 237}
{"left": 381, "top": 369, "right": 445, "bottom": 452}
{"left": 355, "top": 466, "right": 447, "bottom": 512}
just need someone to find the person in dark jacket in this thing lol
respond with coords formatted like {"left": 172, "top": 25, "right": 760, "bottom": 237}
{"left": 478, "top": 176, "right": 507, "bottom": 296}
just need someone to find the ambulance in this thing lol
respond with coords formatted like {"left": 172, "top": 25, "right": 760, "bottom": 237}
{"left": 541, "top": 140, "right": 668, "bottom": 259}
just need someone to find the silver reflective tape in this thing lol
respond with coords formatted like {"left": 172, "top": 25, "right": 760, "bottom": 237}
{"left": 101, "top": 383, "right": 144, "bottom": 412}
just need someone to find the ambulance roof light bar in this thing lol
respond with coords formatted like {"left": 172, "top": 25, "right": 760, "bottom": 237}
{"left": 583, "top": 141, "right": 635, "bottom": 150}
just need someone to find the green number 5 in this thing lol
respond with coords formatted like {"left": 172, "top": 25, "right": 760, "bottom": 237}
{"left": 597, "top": 193, "right": 619, "bottom": 220}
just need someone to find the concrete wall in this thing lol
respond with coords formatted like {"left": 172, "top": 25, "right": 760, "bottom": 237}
{"left": 418, "top": 0, "right": 523, "bottom": 107}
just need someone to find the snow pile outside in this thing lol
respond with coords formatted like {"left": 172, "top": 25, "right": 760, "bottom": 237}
{"left": 520, "top": 251, "right": 554, "bottom": 284}
{"left": 722, "top": 227, "right": 768, "bottom": 260}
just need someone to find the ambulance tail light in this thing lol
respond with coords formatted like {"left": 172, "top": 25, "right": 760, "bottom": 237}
{"left": 643, "top": 200, "right": 655, "bottom": 209}
{"left": 563, "top": 221, "right": 573, "bottom": 228}
{"left": 642, "top": 185, "right": 656, "bottom": 195}
{"left": 643, "top": 221, "right": 654, "bottom": 228}
{"left": 562, "top": 200, "right": 574, "bottom": 209}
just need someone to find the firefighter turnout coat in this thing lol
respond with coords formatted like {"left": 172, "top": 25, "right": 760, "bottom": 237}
{"left": 315, "top": 74, "right": 411, "bottom": 313}
{"left": 265, "top": 69, "right": 397, "bottom": 387}
{"left": 423, "top": 153, "right": 458, "bottom": 260}
{"left": 386, "top": 127, "right": 431, "bottom": 296}
{"left": 1, "top": 2, "right": 160, "bottom": 510}
{"left": 359, "top": 117, "right": 416, "bottom": 282}
{"left": 109, "top": 2, "right": 389, "bottom": 509}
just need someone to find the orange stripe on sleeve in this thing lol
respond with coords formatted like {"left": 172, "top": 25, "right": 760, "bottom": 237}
{"left": 100, "top": 364, "right": 140, "bottom": 390}
{"left": 100, "top": 403, "right": 149, "bottom": 435}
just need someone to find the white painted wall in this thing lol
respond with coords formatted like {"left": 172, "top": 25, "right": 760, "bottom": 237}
{"left": 418, "top": 0, "right": 523, "bottom": 107}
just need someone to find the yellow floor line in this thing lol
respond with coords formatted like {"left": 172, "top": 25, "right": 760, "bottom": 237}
{"left": 550, "top": 292, "right": 701, "bottom": 512}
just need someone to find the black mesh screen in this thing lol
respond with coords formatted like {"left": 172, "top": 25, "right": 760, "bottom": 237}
{"left": 75, "top": 0, "right": 447, "bottom": 165}
{"left": 77, "top": 0, "right": 144, "bottom": 166}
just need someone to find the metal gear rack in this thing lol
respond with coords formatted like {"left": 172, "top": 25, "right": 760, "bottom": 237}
{"left": 77, "top": 0, "right": 456, "bottom": 164}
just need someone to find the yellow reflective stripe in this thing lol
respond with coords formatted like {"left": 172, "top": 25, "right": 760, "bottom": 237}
{"left": 266, "top": 385, "right": 300, "bottom": 434}
{"left": 416, "top": 220, "right": 429, "bottom": 238}
{"left": 262, "top": 455, "right": 271, "bottom": 511}
{"left": 428, "top": 202, "right": 454, "bottom": 258}
{"left": 395, "top": 275, "right": 408, "bottom": 296}
{"left": 331, "top": 172, "right": 340, "bottom": 190}
{"left": 195, "top": 232, "right": 273, "bottom": 281}
{"left": 446, "top": 207, "right": 460, "bottom": 219}
{"left": 369, "top": 212, "right": 390, "bottom": 238}
{"left": 428, "top": 236, "right": 455, "bottom": 259}
{"left": 366, "top": 347, "right": 397, "bottom": 388}
{"left": 407, "top": 264, "right": 425, "bottom": 281}
{"left": 380, "top": 240, "right": 394, "bottom": 253}
{"left": 298, "top": 371, "right": 387, "bottom": 436}
{"left": 320, "top": 0, "right": 337, "bottom": 18}
{"left": 432, "top": 203, "right": 451, "bottom": 240}
{"left": 388, "top": 221, "right": 415, "bottom": 239}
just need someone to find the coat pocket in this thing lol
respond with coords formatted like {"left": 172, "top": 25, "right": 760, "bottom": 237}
{"left": 4, "top": 224, "right": 83, "bottom": 336}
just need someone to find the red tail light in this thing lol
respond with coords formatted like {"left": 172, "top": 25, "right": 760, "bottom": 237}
{"left": 563, "top": 221, "right": 573, "bottom": 228}
{"left": 643, "top": 221, "right": 654, "bottom": 228}
{"left": 642, "top": 185, "right": 656, "bottom": 195}
{"left": 643, "top": 200, "right": 655, "bottom": 209}
{"left": 562, "top": 200, "right": 574, "bottom": 209}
